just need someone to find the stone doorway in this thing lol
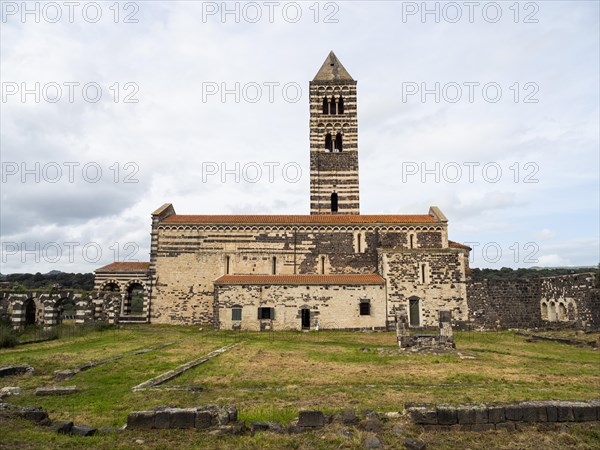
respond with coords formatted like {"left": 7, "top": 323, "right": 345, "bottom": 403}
{"left": 24, "top": 298, "right": 37, "bottom": 326}
{"left": 301, "top": 308, "right": 310, "bottom": 330}
{"left": 409, "top": 297, "right": 420, "bottom": 327}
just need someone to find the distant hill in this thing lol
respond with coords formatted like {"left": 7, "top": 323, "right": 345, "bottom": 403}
{"left": 0, "top": 272, "right": 94, "bottom": 290}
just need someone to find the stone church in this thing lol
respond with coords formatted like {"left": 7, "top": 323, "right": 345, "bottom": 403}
{"left": 94, "top": 52, "right": 471, "bottom": 331}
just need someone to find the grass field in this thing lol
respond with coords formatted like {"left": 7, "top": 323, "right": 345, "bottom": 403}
{"left": 1, "top": 325, "right": 599, "bottom": 449}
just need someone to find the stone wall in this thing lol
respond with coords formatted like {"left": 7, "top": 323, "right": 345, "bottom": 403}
{"left": 381, "top": 248, "right": 469, "bottom": 327}
{"left": 215, "top": 282, "right": 386, "bottom": 331}
{"left": 467, "top": 273, "right": 599, "bottom": 329}
{"left": 151, "top": 221, "right": 447, "bottom": 326}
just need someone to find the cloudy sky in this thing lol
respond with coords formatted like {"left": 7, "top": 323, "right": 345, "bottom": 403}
{"left": 1, "top": 1, "right": 598, "bottom": 273}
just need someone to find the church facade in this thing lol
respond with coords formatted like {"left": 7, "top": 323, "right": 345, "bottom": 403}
{"left": 95, "top": 52, "right": 471, "bottom": 331}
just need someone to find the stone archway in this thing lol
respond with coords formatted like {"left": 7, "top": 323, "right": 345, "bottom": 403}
{"left": 24, "top": 298, "right": 36, "bottom": 326}
{"left": 124, "top": 282, "right": 145, "bottom": 316}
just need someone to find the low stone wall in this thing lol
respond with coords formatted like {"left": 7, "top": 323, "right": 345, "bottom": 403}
{"left": 0, "top": 365, "right": 34, "bottom": 377}
{"left": 407, "top": 400, "right": 600, "bottom": 431}
{"left": 127, "top": 405, "right": 238, "bottom": 429}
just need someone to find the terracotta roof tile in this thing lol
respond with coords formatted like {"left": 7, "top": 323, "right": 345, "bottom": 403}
{"left": 96, "top": 262, "right": 150, "bottom": 272}
{"left": 214, "top": 274, "right": 385, "bottom": 285}
{"left": 449, "top": 241, "right": 471, "bottom": 250}
{"left": 162, "top": 215, "right": 437, "bottom": 225}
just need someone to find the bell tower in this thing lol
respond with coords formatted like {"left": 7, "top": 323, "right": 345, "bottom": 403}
{"left": 309, "top": 51, "right": 360, "bottom": 215}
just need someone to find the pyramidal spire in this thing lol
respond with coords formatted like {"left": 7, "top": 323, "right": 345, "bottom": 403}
{"left": 313, "top": 51, "right": 354, "bottom": 82}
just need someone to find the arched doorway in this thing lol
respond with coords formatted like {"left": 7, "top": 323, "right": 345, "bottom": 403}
{"left": 125, "top": 283, "right": 145, "bottom": 316}
{"left": 24, "top": 298, "right": 36, "bottom": 326}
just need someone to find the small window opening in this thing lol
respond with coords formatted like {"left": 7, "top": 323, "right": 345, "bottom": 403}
{"left": 272, "top": 256, "right": 277, "bottom": 275}
{"left": 409, "top": 234, "right": 414, "bottom": 249}
{"left": 330, "top": 96, "right": 337, "bottom": 115}
{"left": 325, "top": 132, "right": 332, "bottom": 152}
{"left": 225, "top": 256, "right": 230, "bottom": 274}
{"left": 359, "top": 301, "right": 371, "bottom": 316}
{"left": 335, "top": 132, "right": 343, "bottom": 152}
{"left": 258, "top": 307, "right": 274, "bottom": 320}
{"left": 322, "top": 96, "right": 329, "bottom": 114}
{"left": 338, "top": 96, "right": 344, "bottom": 114}
{"left": 331, "top": 193, "right": 338, "bottom": 212}
{"left": 320, "top": 256, "right": 325, "bottom": 274}
{"left": 232, "top": 306, "right": 242, "bottom": 321}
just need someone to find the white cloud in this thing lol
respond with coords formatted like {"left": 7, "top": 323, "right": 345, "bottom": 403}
{"left": 1, "top": 1, "right": 598, "bottom": 272}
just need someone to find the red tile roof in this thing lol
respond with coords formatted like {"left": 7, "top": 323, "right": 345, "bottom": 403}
{"left": 162, "top": 215, "right": 437, "bottom": 225}
{"left": 214, "top": 274, "right": 386, "bottom": 285}
{"left": 96, "top": 262, "right": 150, "bottom": 272}
{"left": 449, "top": 241, "right": 471, "bottom": 250}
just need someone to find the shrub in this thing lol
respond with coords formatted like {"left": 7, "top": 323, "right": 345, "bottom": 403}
{"left": 0, "top": 323, "right": 18, "bottom": 348}
{"left": 92, "top": 321, "right": 113, "bottom": 332}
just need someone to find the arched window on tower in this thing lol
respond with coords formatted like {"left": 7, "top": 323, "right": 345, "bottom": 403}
{"left": 322, "top": 96, "right": 329, "bottom": 114}
{"left": 335, "top": 133, "right": 343, "bottom": 152}
{"left": 325, "top": 133, "right": 332, "bottom": 152}
{"left": 338, "top": 96, "right": 344, "bottom": 114}
{"left": 331, "top": 193, "right": 338, "bottom": 213}
{"left": 330, "top": 96, "right": 337, "bottom": 115}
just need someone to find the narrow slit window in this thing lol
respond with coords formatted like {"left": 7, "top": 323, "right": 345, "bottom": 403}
{"left": 357, "top": 233, "right": 362, "bottom": 253}
{"left": 331, "top": 193, "right": 338, "bottom": 212}
{"left": 272, "top": 256, "right": 277, "bottom": 275}
{"left": 420, "top": 264, "right": 427, "bottom": 284}
{"left": 225, "top": 256, "right": 230, "bottom": 274}
{"left": 338, "top": 96, "right": 344, "bottom": 114}
{"left": 409, "top": 234, "right": 414, "bottom": 249}
{"left": 330, "top": 96, "right": 337, "bottom": 114}
{"left": 321, "top": 256, "right": 325, "bottom": 274}
{"left": 322, "top": 96, "right": 329, "bottom": 114}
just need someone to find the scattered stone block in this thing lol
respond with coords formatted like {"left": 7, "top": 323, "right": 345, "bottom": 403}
{"left": 127, "top": 411, "right": 155, "bottom": 429}
{"left": 359, "top": 418, "right": 382, "bottom": 433}
{"left": 546, "top": 403, "right": 558, "bottom": 422}
{"left": 505, "top": 405, "right": 523, "bottom": 421}
{"left": 0, "top": 387, "right": 20, "bottom": 397}
{"left": 251, "top": 422, "right": 269, "bottom": 432}
{"left": 457, "top": 408, "right": 476, "bottom": 424}
{"left": 556, "top": 402, "right": 574, "bottom": 422}
{"left": 51, "top": 421, "right": 73, "bottom": 434}
{"left": 341, "top": 409, "right": 358, "bottom": 424}
{"left": 54, "top": 370, "right": 75, "bottom": 381}
{"left": 154, "top": 410, "right": 171, "bottom": 429}
{"left": 487, "top": 406, "right": 505, "bottom": 423}
{"left": 169, "top": 408, "right": 196, "bottom": 428}
{"left": 266, "top": 421, "right": 284, "bottom": 433}
{"left": 410, "top": 407, "right": 438, "bottom": 425}
{"left": 436, "top": 406, "right": 457, "bottom": 425}
{"left": 71, "top": 424, "right": 97, "bottom": 436}
{"left": 404, "top": 437, "right": 427, "bottom": 450}
{"left": 363, "top": 435, "right": 382, "bottom": 449}
{"left": 35, "top": 386, "right": 79, "bottom": 396}
{"left": 0, "top": 366, "right": 34, "bottom": 377}
{"left": 195, "top": 411, "right": 212, "bottom": 429}
{"left": 298, "top": 410, "right": 324, "bottom": 428}
{"left": 572, "top": 403, "right": 596, "bottom": 422}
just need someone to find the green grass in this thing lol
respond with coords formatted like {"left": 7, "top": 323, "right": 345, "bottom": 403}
{"left": 1, "top": 326, "right": 599, "bottom": 448}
